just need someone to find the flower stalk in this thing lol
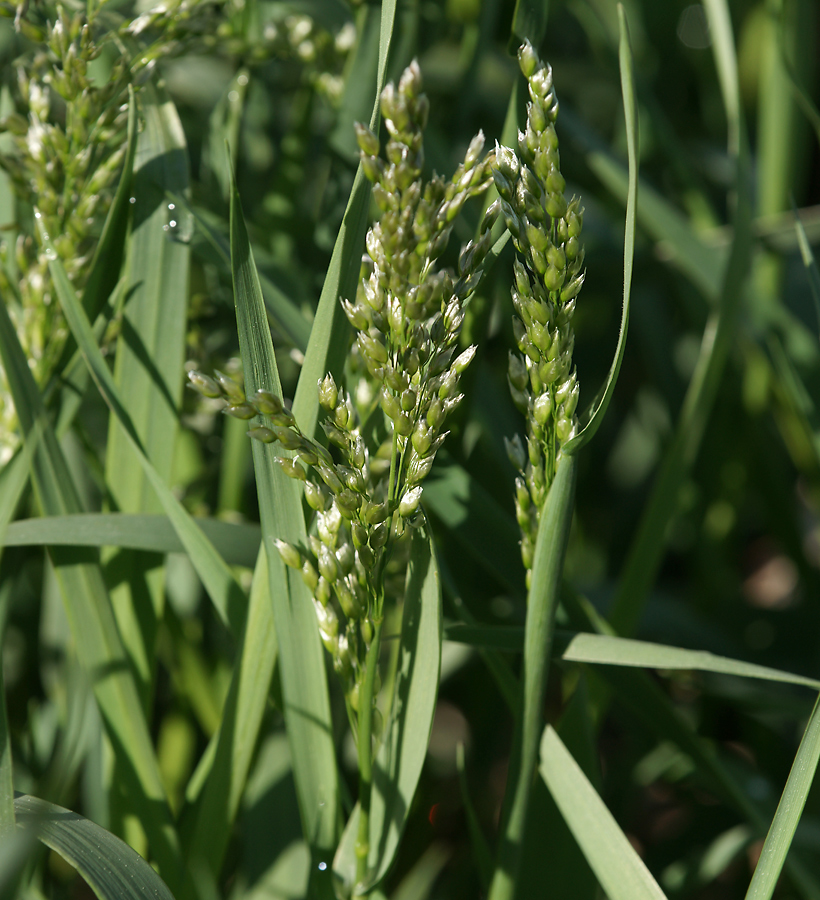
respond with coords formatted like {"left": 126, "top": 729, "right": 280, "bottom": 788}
{"left": 190, "top": 56, "right": 496, "bottom": 894}
{"left": 489, "top": 40, "right": 584, "bottom": 900}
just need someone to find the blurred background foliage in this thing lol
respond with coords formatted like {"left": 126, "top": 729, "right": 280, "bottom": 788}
{"left": 2, "top": 0, "right": 820, "bottom": 898}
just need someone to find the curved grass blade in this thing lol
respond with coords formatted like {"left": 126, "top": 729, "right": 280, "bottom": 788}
{"left": 4, "top": 514, "right": 261, "bottom": 570}
{"left": 557, "top": 632, "right": 820, "bottom": 690}
{"left": 488, "top": 453, "right": 577, "bottom": 900}
{"left": 0, "top": 295, "right": 183, "bottom": 890}
{"left": 39, "top": 227, "right": 248, "bottom": 639}
{"left": 333, "top": 525, "right": 442, "bottom": 896}
{"left": 291, "top": 0, "right": 397, "bottom": 441}
{"left": 229, "top": 173, "right": 339, "bottom": 891}
{"left": 744, "top": 696, "right": 820, "bottom": 900}
{"left": 563, "top": 5, "right": 637, "bottom": 454}
{"left": 14, "top": 794, "right": 175, "bottom": 900}
{"left": 539, "top": 726, "right": 668, "bottom": 900}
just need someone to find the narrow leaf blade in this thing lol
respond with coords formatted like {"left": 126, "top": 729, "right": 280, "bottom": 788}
{"left": 230, "top": 173, "right": 339, "bottom": 876}
{"left": 15, "top": 794, "right": 175, "bottom": 900}
{"left": 540, "top": 726, "right": 668, "bottom": 900}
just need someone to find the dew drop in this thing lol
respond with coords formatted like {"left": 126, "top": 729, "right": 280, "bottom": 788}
{"left": 167, "top": 202, "right": 175, "bottom": 210}
{"left": 44, "top": 247, "right": 57, "bottom": 260}
{"left": 129, "top": 197, "right": 136, "bottom": 204}
{"left": 34, "top": 211, "right": 41, "bottom": 219}
{"left": 163, "top": 224, "right": 169, "bottom": 232}
{"left": 228, "top": 90, "right": 239, "bottom": 102}
{"left": 318, "top": 861, "right": 327, "bottom": 871}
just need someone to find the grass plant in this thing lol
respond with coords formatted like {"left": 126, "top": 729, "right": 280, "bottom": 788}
{"left": 2, "top": 1, "right": 820, "bottom": 899}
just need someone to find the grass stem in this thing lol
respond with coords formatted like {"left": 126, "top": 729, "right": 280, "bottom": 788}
{"left": 355, "top": 615, "right": 384, "bottom": 885}
{"left": 488, "top": 452, "right": 577, "bottom": 900}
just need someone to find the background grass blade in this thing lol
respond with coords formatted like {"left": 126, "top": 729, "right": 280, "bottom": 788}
{"left": 744, "top": 695, "right": 820, "bottom": 900}
{"left": 539, "top": 726, "right": 668, "bottom": 900}
{"left": 14, "top": 794, "right": 175, "bottom": 900}
{"left": 0, "top": 294, "right": 183, "bottom": 890}
{"left": 608, "top": 0, "right": 752, "bottom": 637}
{"left": 291, "top": 0, "right": 397, "bottom": 440}
{"left": 564, "top": 4, "right": 637, "bottom": 453}
{"left": 41, "top": 229, "right": 248, "bottom": 639}
{"left": 558, "top": 632, "right": 820, "bottom": 690}
{"left": 181, "top": 545, "right": 278, "bottom": 889}
{"left": 230, "top": 173, "right": 339, "bottom": 893}
{"left": 333, "top": 525, "right": 442, "bottom": 896}
{"left": 4, "top": 514, "right": 261, "bottom": 569}
{"left": 103, "top": 81, "right": 191, "bottom": 706}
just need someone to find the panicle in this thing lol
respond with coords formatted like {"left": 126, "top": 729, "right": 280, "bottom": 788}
{"left": 495, "top": 42, "right": 586, "bottom": 582}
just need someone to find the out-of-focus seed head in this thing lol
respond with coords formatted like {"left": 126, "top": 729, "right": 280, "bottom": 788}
{"left": 188, "top": 370, "right": 222, "bottom": 398}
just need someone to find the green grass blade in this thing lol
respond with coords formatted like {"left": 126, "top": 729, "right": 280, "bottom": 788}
{"left": 608, "top": 0, "right": 753, "bottom": 637}
{"left": 15, "top": 794, "right": 175, "bottom": 900}
{"left": 0, "top": 294, "right": 183, "bottom": 890}
{"left": 539, "top": 726, "right": 668, "bottom": 900}
{"left": 488, "top": 453, "right": 577, "bottom": 900}
{"left": 291, "top": 0, "right": 397, "bottom": 440}
{"left": 745, "top": 696, "right": 820, "bottom": 900}
{"left": 105, "top": 81, "right": 190, "bottom": 510}
{"left": 557, "top": 632, "right": 820, "bottom": 690}
{"left": 181, "top": 545, "right": 278, "bottom": 885}
{"left": 40, "top": 227, "right": 248, "bottom": 639}
{"left": 703, "top": 0, "right": 741, "bottom": 159}
{"left": 4, "top": 514, "right": 261, "bottom": 570}
{"left": 229, "top": 173, "right": 339, "bottom": 887}
{"left": 333, "top": 525, "right": 442, "bottom": 896}
{"left": 564, "top": 4, "right": 637, "bottom": 453}
{"left": 102, "top": 81, "right": 191, "bottom": 701}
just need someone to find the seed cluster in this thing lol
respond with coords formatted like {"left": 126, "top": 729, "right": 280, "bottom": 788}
{"left": 0, "top": 0, "right": 222, "bottom": 464}
{"left": 189, "top": 60, "right": 495, "bottom": 733}
{"left": 495, "top": 42, "right": 584, "bottom": 584}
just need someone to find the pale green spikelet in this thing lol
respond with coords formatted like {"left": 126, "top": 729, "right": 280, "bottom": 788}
{"left": 497, "top": 41, "right": 585, "bottom": 586}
